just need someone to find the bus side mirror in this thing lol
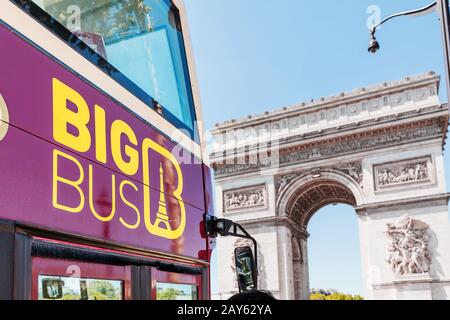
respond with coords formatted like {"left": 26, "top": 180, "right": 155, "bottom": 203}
{"left": 42, "top": 279, "right": 64, "bottom": 300}
{"left": 234, "top": 246, "right": 258, "bottom": 292}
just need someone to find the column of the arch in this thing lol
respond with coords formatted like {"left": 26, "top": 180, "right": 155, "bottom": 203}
{"left": 297, "top": 236, "right": 311, "bottom": 300}
{"left": 250, "top": 218, "right": 308, "bottom": 300}
{"left": 276, "top": 223, "right": 294, "bottom": 299}
{"left": 288, "top": 229, "right": 311, "bottom": 300}
{"left": 356, "top": 209, "right": 383, "bottom": 300}
{"left": 274, "top": 224, "right": 312, "bottom": 300}
{"left": 246, "top": 221, "right": 286, "bottom": 299}
{"left": 291, "top": 237, "right": 303, "bottom": 299}
{"left": 212, "top": 168, "right": 284, "bottom": 298}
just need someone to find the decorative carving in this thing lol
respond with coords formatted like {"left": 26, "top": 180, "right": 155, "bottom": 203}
{"left": 212, "top": 72, "right": 438, "bottom": 131}
{"left": 392, "top": 94, "right": 403, "bottom": 106}
{"left": 386, "top": 216, "right": 432, "bottom": 276}
{"left": 336, "top": 162, "right": 363, "bottom": 187}
{"left": 213, "top": 120, "right": 444, "bottom": 177}
{"left": 370, "top": 100, "right": 381, "bottom": 111}
{"left": 308, "top": 113, "right": 319, "bottom": 124}
{"left": 328, "top": 109, "right": 339, "bottom": 120}
{"left": 374, "top": 157, "right": 433, "bottom": 190}
{"left": 348, "top": 104, "right": 359, "bottom": 115}
{"left": 215, "top": 163, "right": 270, "bottom": 176}
{"left": 275, "top": 162, "right": 362, "bottom": 204}
{"left": 289, "top": 182, "right": 356, "bottom": 226}
{"left": 224, "top": 185, "right": 267, "bottom": 213}
{"left": 279, "top": 125, "right": 442, "bottom": 164}
{"left": 276, "top": 174, "right": 299, "bottom": 196}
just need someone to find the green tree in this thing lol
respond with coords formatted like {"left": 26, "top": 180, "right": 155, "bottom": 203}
{"left": 157, "top": 288, "right": 183, "bottom": 300}
{"left": 88, "top": 281, "right": 121, "bottom": 300}
{"left": 310, "top": 289, "right": 364, "bottom": 301}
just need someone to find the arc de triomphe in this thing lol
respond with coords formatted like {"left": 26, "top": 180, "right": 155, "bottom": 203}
{"left": 209, "top": 72, "right": 450, "bottom": 300}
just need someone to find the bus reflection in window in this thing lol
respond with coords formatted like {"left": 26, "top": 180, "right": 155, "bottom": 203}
{"left": 38, "top": 275, "right": 123, "bottom": 300}
{"left": 31, "top": 0, "right": 196, "bottom": 133}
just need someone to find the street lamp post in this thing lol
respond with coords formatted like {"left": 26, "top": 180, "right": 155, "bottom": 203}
{"left": 368, "top": 0, "right": 450, "bottom": 106}
{"left": 438, "top": 0, "right": 450, "bottom": 102}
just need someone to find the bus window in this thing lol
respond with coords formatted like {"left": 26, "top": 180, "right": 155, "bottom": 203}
{"left": 32, "top": 257, "right": 131, "bottom": 300}
{"left": 156, "top": 283, "right": 198, "bottom": 300}
{"left": 38, "top": 276, "right": 123, "bottom": 300}
{"left": 152, "top": 269, "right": 201, "bottom": 300}
{"left": 27, "top": 0, "right": 196, "bottom": 134}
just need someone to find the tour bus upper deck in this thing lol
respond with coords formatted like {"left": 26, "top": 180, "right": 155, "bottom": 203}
{"left": 0, "top": 0, "right": 207, "bottom": 159}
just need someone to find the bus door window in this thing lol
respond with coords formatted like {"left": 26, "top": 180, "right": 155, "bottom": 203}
{"left": 32, "top": 257, "right": 131, "bottom": 300}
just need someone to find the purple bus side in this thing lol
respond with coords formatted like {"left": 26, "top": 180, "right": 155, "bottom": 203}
{"left": 0, "top": 23, "right": 209, "bottom": 261}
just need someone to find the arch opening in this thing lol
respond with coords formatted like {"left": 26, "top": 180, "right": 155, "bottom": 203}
{"left": 282, "top": 176, "right": 363, "bottom": 299}
{"left": 307, "top": 203, "right": 364, "bottom": 298}
{"left": 286, "top": 179, "right": 357, "bottom": 228}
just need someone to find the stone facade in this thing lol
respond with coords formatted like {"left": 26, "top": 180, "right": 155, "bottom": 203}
{"left": 210, "top": 72, "right": 450, "bottom": 300}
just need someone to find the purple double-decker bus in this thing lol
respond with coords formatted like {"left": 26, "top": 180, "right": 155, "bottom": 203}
{"left": 0, "top": 0, "right": 216, "bottom": 300}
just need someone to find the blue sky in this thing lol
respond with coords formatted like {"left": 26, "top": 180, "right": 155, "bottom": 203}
{"left": 183, "top": 0, "right": 449, "bottom": 296}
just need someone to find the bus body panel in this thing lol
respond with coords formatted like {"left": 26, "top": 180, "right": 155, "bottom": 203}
{"left": 0, "top": 23, "right": 206, "bottom": 212}
{"left": 0, "top": 23, "right": 208, "bottom": 262}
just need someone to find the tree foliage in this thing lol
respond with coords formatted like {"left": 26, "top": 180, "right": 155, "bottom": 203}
{"left": 310, "top": 289, "right": 364, "bottom": 301}
{"left": 87, "top": 281, "right": 122, "bottom": 300}
{"left": 157, "top": 288, "right": 184, "bottom": 300}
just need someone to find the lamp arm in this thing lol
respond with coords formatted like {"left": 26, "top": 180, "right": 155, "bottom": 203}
{"left": 371, "top": 2, "right": 437, "bottom": 34}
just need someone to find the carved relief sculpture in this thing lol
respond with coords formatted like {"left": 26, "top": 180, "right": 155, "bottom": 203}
{"left": 276, "top": 174, "right": 299, "bottom": 196}
{"left": 336, "top": 162, "right": 363, "bottom": 187}
{"left": 224, "top": 185, "right": 267, "bottom": 213}
{"left": 213, "top": 120, "right": 444, "bottom": 177}
{"left": 374, "top": 157, "right": 433, "bottom": 190}
{"left": 275, "top": 162, "right": 362, "bottom": 199}
{"left": 386, "top": 216, "right": 432, "bottom": 276}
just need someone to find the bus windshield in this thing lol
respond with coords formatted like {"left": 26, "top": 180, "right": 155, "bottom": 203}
{"left": 32, "top": 0, "right": 196, "bottom": 131}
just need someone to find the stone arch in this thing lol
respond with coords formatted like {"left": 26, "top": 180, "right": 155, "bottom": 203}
{"left": 211, "top": 73, "right": 450, "bottom": 300}
{"left": 277, "top": 170, "right": 364, "bottom": 227}
{"left": 276, "top": 170, "right": 364, "bottom": 299}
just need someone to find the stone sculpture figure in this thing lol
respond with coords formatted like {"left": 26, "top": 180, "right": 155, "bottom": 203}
{"left": 225, "top": 188, "right": 265, "bottom": 211}
{"left": 337, "top": 162, "right": 363, "bottom": 186}
{"left": 277, "top": 174, "right": 298, "bottom": 195}
{"left": 385, "top": 216, "right": 431, "bottom": 276}
{"left": 377, "top": 161, "right": 429, "bottom": 187}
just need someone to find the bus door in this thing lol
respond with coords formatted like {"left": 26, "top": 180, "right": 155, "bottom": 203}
{"left": 152, "top": 269, "right": 202, "bottom": 300}
{"left": 32, "top": 257, "right": 131, "bottom": 300}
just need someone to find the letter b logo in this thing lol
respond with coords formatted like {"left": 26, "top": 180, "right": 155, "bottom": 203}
{"left": 142, "top": 138, "right": 186, "bottom": 240}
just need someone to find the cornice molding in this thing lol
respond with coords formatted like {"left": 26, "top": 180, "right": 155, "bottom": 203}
{"left": 355, "top": 193, "right": 450, "bottom": 214}
{"left": 212, "top": 116, "right": 448, "bottom": 177}
{"left": 210, "top": 105, "right": 448, "bottom": 160}
{"left": 211, "top": 72, "right": 440, "bottom": 133}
